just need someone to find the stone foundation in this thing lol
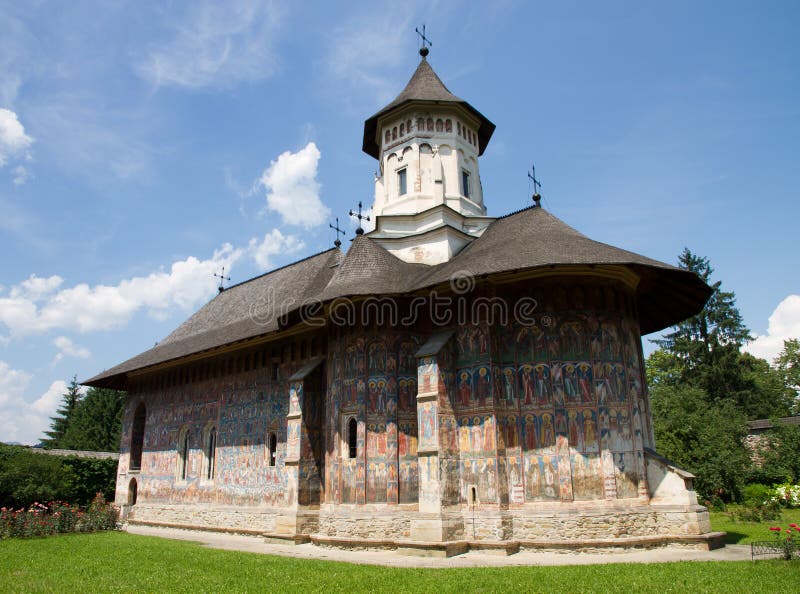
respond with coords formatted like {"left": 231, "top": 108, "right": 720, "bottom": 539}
{"left": 126, "top": 500, "right": 720, "bottom": 556}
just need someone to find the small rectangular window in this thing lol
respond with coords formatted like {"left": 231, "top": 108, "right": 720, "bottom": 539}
{"left": 462, "top": 170, "right": 470, "bottom": 198}
{"left": 398, "top": 168, "right": 407, "bottom": 196}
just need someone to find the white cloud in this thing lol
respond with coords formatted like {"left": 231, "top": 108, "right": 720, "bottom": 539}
{"left": 9, "top": 274, "right": 64, "bottom": 301}
{"left": 51, "top": 336, "right": 91, "bottom": 366}
{"left": 0, "top": 243, "right": 243, "bottom": 338}
{"left": 137, "top": 0, "right": 286, "bottom": 90}
{"left": 31, "top": 380, "right": 67, "bottom": 416}
{"left": 0, "top": 365, "right": 68, "bottom": 445}
{"left": 0, "top": 108, "right": 33, "bottom": 168}
{"left": 258, "top": 142, "right": 330, "bottom": 228}
{"left": 12, "top": 164, "right": 30, "bottom": 185}
{"left": 0, "top": 360, "right": 30, "bottom": 408}
{"left": 248, "top": 229, "right": 305, "bottom": 270}
{"left": 325, "top": 12, "right": 414, "bottom": 105}
{"left": 745, "top": 294, "right": 800, "bottom": 362}
{"left": 0, "top": 227, "right": 311, "bottom": 340}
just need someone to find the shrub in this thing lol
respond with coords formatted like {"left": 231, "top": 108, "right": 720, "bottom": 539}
{"left": 743, "top": 483, "right": 772, "bottom": 506}
{"left": 0, "top": 444, "right": 117, "bottom": 509}
{"left": 0, "top": 493, "right": 117, "bottom": 540}
{"left": 769, "top": 482, "right": 800, "bottom": 508}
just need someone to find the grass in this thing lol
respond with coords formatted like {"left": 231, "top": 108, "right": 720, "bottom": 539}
{"left": 710, "top": 508, "right": 800, "bottom": 545}
{"left": 1, "top": 531, "right": 799, "bottom": 593}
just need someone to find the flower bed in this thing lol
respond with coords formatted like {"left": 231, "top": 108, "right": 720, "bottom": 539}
{"left": 0, "top": 493, "right": 117, "bottom": 539}
{"left": 769, "top": 483, "right": 800, "bottom": 508}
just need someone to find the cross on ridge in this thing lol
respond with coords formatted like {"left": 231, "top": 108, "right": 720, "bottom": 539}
{"left": 348, "top": 201, "right": 371, "bottom": 236}
{"left": 214, "top": 266, "right": 231, "bottom": 293}
{"left": 329, "top": 217, "right": 346, "bottom": 248}
{"left": 528, "top": 164, "right": 542, "bottom": 207}
{"left": 415, "top": 25, "right": 432, "bottom": 58}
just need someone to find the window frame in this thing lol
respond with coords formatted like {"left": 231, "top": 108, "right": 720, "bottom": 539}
{"left": 397, "top": 167, "right": 408, "bottom": 196}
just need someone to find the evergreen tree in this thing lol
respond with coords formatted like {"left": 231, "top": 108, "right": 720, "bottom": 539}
{"left": 775, "top": 338, "right": 800, "bottom": 414}
{"left": 41, "top": 376, "right": 82, "bottom": 449}
{"left": 62, "top": 387, "right": 125, "bottom": 452}
{"left": 654, "top": 249, "right": 751, "bottom": 390}
{"left": 647, "top": 249, "right": 795, "bottom": 500}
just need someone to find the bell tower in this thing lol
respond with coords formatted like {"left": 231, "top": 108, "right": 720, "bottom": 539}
{"left": 362, "top": 47, "right": 496, "bottom": 265}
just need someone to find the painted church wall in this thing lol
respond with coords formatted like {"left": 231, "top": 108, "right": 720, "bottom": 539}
{"left": 326, "top": 329, "right": 421, "bottom": 506}
{"left": 117, "top": 359, "right": 313, "bottom": 510}
{"left": 441, "top": 280, "right": 649, "bottom": 508}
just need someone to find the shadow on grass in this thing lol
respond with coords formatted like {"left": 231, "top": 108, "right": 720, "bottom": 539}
{"left": 723, "top": 531, "right": 749, "bottom": 544}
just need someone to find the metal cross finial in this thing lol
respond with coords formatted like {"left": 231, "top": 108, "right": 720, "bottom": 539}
{"left": 329, "top": 217, "right": 346, "bottom": 248}
{"left": 214, "top": 266, "right": 231, "bottom": 293}
{"left": 528, "top": 164, "right": 543, "bottom": 207}
{"left": 348, "top": 201, "right": 371, "bottom": 235}
{"left": 415, "top": 25, "right": 432, "bottom": 58}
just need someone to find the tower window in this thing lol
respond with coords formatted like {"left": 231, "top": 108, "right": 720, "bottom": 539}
{"left": 398, "top": 168, "right": 407, "bottom": 196}
{"left": 347, "top": 417, "right": 357, "bottom": 459}
{"left": 399, "top": 123, "right": 405, "bottom": 136}
{"left": 462, "top": 170, "right": 471, "bottom": 198}
{"left": 445, "top": 119, "right": 452, "bottom": 133}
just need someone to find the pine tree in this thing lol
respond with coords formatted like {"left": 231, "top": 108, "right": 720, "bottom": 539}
{"left": 41, "top": 376, "right": 82, "bottom": 448}
{"left": 62, "top": 387, "right": 125, "bottom": 452}
{"left": 775, "top": 339, "right": 800, "bottom": 414}
{"left": 654, "top": 248, "right": 751, "bottom": 374}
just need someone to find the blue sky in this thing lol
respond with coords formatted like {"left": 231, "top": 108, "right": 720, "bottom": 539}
{"left": 1, "top": 1, "right": 798, "bottom": 444}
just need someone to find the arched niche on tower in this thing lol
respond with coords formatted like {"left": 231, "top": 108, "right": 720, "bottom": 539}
{"left": 419, "top": 143, "right": 433, "bottom": 197}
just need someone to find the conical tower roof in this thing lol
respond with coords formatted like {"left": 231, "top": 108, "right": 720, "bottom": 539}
{"left": 362, "top": 58, "right": 495, "bottom": 158}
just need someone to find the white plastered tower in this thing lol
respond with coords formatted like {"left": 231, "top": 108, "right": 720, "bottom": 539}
{"left": 362, "top": 55, "right": 496, "bottom": 265}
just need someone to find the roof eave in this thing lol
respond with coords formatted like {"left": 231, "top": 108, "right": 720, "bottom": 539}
{"left": 362, "top": 99, "right": 495, "bottom": 159}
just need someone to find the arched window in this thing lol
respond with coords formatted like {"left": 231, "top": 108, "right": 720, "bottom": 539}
{"left": 399, "top": 122, "right": 405, "bottom": 136}
{"left": 128, "top": 478, "right": 138, "bottom": 506}
{"left": 406, "top": 119, "right": 412, "bottom": 133}
{"left": 392, "top": 126, "right": 397, "bottom": 140}
{"left": 267, "top": 432, "right": 277, "bottom": 467}
{"left": 177, "top": 428, "right": 189, "bottom": 480}
{"left": 204, "top": 426, "right": 217, "bottom": 480}
{"left": 436, "top": 118, "right": 443, "bottom": 132}
{"left": 426, "top": 117, "right": 433, "bottom": 132}
{"left": 347, "top": 417, "right": 357, "bottom": 459}
{"left": 384, "top": 130, "right": 390, "bottom": 143}
{"left": 130, "top": 402, "right": 146, "bottom": 470}
{"left": 417, "top": 117, "right": 424, "bottom": 132}
{"left": 445, "top": 119, "right": 452, "bottom": 133}
{"left": 457, "top": 121, "right": 461, "bottom": 135}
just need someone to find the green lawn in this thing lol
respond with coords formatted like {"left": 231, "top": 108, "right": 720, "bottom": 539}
{"left": 1, "top": 531, "right": 799, "bottom": 593}
{"left": 710, "top": 508, "right": 800, "bottom": 544}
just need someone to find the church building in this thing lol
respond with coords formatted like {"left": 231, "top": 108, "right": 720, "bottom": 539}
{"left": 86, "top": 48, "right": 721, "bottom": 555}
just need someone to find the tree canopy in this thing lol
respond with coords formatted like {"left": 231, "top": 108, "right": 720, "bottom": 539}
{"left": 42, "top": 383, "right": 125, "bottom": 453}
{"left": 648, "top": 248, "right": 799, "bottom": 501}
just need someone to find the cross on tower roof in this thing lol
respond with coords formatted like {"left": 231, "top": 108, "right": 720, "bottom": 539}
{"left": 415, "top": 25, "right": 432, "bottom": 58}
{"left": 528, "top": 164, "right": 543, "bottom": 207}
{"left": 348, "top": 201, "right": 371, "bottom": 235}
{"left": 214, "top": 266, "right": 231, "bottom": 293}
{"left": 329, "top": 217, "right": 346, "bottom": 248}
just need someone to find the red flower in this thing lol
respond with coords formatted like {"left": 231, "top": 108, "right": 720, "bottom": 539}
{"left": 790, "top": 523, "right": 798, "bottom": 528}
{"left": 769, "top": 527, "right": 781, "bottom": 531}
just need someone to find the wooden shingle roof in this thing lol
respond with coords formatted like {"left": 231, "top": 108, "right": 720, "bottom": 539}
{"left": 362, "top": 58, "right": 495, "bottom": 158}
{"left": 85, "top": 206, "right": 710, "bottom": 389}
